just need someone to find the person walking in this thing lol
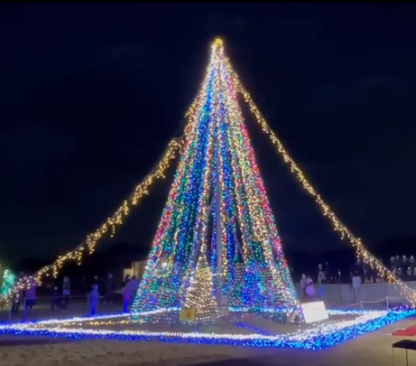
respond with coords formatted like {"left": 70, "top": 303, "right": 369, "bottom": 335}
{"left": 11, "top": 290, "right": 22, "bottom": 314}
{"left": 122, "top": 279, "right": 131, "bottom": 313}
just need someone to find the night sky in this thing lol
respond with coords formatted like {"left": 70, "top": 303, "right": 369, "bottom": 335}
{"left": 1, "top": 4, "right": 415, "bottom": 264}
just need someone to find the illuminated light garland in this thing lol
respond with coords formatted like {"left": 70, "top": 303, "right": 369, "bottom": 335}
{"left": 1, "top": 308, "right": 415, "bottom": 349}
{"left": 225, "top": 60, "right": 416, "bottom": 306}
{"left": 0, "top": 139, "right": 185, "bottom": 306}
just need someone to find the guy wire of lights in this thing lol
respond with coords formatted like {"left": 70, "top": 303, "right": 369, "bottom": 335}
{"left": 131, "top": 38, "right": 301, "bottom": 320}
{"left": 0, "top": 127, "right": 194, "bottom": 306}
{"left": 227, "top": 61, "right": 416, "bottom": 305}
{"left": 1, "top": 307, "right": 415, "bottom": 349}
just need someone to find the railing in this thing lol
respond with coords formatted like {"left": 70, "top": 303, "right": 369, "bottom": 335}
{"left": 333, "top": 295, "right": 408, "bottom": 311}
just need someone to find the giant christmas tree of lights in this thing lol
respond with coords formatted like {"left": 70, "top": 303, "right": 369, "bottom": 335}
{"left": 131, "top": 39, "right": 301, "bottom": 322}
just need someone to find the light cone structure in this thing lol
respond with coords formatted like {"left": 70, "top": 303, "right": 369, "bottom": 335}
{"left": 131, "top": 39, "right": 301, "bottom": 321}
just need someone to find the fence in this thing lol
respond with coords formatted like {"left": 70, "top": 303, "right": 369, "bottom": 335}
{"left": 334, "top": 296, "right": 392, "bottom": 311}
{"left": 295, "top": 281, "right": 416, "bottom": 306}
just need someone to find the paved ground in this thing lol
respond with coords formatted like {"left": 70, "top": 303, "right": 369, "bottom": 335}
{"left": 0, "top": 316, "right": 415, "bottom": 366}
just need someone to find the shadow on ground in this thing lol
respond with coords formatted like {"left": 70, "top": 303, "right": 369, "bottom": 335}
{"left": 118, "top": 356, "right": 283, "bottom": 366}
{"left": 0, "top": 337, "right": 74, "bottom": 347}
{"left": 185, "top": 357, "right": 277, "bottom": 366}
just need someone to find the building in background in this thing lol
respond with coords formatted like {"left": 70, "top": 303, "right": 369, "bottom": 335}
{"left": 123, "top": 260, "right": 147, "bottom": 281}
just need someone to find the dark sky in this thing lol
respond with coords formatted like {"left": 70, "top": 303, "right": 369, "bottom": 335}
{"left": 0, "top": 4, "right": 415, "bottom": 264}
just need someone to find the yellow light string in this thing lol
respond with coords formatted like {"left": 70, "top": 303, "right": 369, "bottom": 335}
{"left": 32, "top": 319, "right": 131, "bottom": 329}
{"left": 229, "top": 63, "right": 416, "bottom": 305}
{"left": 0, "top": 137, "right": 187, "bottom": 305}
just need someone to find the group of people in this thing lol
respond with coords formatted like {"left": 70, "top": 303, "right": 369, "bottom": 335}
{"left": 10, "top": 273, "right": 119, "bottom": 316}
{"left": 299, "top": 275, "right": 316, "bottom": 300}
{"left": 349, "top": 255, "right": 416, "bottom": 283}
{"left": 10, "top": 274, "right": 37, "bottom": 314}
{"left": 8, "top": 270, "right": 145, "bottom": 316}
{"left": 388, "top": 255, "right": 416, "bottom": 281}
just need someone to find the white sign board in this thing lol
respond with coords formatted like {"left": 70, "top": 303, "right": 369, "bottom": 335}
{"left": 301, "top": 301, "right": 329, "bottom": 324}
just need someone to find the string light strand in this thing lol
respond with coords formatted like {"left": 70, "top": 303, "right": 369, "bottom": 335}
{"left": 230, "top": 65, "right": 416, "bottom": 305}
{"left": 0, "top": 137, "right": 185, "bottom": 305}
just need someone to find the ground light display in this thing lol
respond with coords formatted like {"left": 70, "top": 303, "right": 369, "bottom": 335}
{"left": 1, "top": 308, "right": 415, "bottom": 350}
{"left": 1, "top": 39, "right": 415, "bottom": 349}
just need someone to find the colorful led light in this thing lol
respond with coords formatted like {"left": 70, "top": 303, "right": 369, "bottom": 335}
{"left": 1, "top": 269, "right": 16, "bottom": 297}
{"left": 131, "top": 38, "right": 301, "bottom": 319}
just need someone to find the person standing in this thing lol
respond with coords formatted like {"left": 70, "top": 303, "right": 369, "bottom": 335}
{"left": 128, "top": 276, "right": 139, "bottom": 305}
{"left": 122, "top": 278, "right": 131, "bottom": 313}
{"left": 89, "top": 284, "right": 99, "bottom": 316}
{"left": 25, "top": 278, "right": 37, "bottom": 310}
{"left": 11, "top": 272, "right": 25, "bottom": 313}
{"left": 317, "top": 264, "right": 326, "bottom": 299}
{"left": 299, "top": 274, "right": 307, "bottom": 299}
{"left": 304, "top": 277, "right": 315, "bottom": 301}
{"left": 62, "top": 276, "right": 71, "bottom": 308}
